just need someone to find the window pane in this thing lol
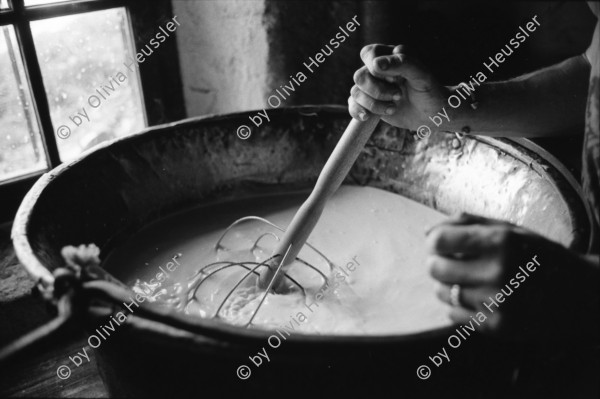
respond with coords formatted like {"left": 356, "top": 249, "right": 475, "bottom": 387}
{"left": 0, "top": 0, "right": 9, "bottom": 10}
{"left": 25, "top": 0, "right": 70, "bottom": 6}
{"left": 0, "top": 25, "right": 47, "bottom": 182}
{"left": 31, "top": 8, "right": 145, "bottom": 161}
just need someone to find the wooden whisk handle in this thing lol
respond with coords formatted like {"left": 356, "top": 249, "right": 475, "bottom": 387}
{"left": 259, "top": 116, "right": 381, "bottom": 289}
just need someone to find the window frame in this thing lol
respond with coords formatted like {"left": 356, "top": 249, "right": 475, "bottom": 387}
{"left": 0, "top": 0, "right": 185, "bottom": 222}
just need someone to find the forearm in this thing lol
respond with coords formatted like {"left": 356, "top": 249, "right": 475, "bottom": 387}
{"left": 444, "top": 54, "right": 591, "bottom": 137}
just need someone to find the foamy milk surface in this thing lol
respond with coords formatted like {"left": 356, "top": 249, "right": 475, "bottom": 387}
{"left": 104, "top": 186, "right": 452, "bottom": 335}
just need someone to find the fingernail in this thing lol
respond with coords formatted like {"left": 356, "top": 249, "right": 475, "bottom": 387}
{"left": 376, "top": 58, "right": 388, "bottom": 70}
{"left": 358, "top": 111, "right": 368, "bottom": 121}
{"left": 392, "top": 92, "right": 401, "bottom": 101}
{"left": 385, "top": 107, "right": 395, "bottom": 115}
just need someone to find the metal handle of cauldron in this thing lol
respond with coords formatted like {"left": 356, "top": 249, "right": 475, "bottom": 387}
{"left": 0, "top": 259, "right": 265, "bottom": 366}
{"left": 0, "top": 260, "right": 135, "bottom": 365}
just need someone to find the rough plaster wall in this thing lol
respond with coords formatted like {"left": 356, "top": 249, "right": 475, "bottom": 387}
{"left": 171, "top": 0, "right": 269, "bottom": 116}
{"left": 263, "top": 1, "right": 363, "bottom": 106}
{"left": 169, "top": 1, "right": 594, "bottom": 118}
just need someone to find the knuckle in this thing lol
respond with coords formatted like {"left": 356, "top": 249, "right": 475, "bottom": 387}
{"left": 348, "top": 98, "right": 360, "bottom": 116}
{"left": 354, "top": 68, "right": 367, "bottom": 85}
{"left": 428, "top": 256, "right": 447, "bottom": 281}
{"left": 449, "top": 308, "right": 471, "bottom": 324}
{"left": 392, "top": 44, "right": 405, "bottom": 54}
{"left": 490, "top": 227, "right": 513, "bottom": 248}
{"left": 360, "top": 44, "right": 376, "bottom": 60}
{"left": 426, "top": 227, "right": 445, "bottom": 253}
{"left": 448, "top": 310, "right": 461, "bottom": 324}
{"left": 426, "top": 255, "right": 438, "bottom": 275}
{"left": 365, "top": 97, "right": 376, "bottom": 111}
{"left": 370, "top": 85, "right": 382, "bottom": 99}
{"left": 389, "top": 53, "right": 405, "bottom": 67}
{"left": 486, "top": 262, "right": 504, "bottom": 284}
{"left": 435, "top": 285, "right": 445, "bottom": 301}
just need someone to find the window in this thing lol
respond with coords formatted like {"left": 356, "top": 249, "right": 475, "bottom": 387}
{"left": 1, "top": 25, "right": 46, "bottom": 180}
{"left": 0, "top": 0, "right": 185, "bottom": 222}
{"left": 30, "top": 7, "right": 145, "bottom": 161}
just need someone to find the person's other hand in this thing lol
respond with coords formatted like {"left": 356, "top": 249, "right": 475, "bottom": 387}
{"left": 348, "top": 44, "right": 449, "bottom": 130}
{"left": 426, "top": 213, "right": 599, "bottom": 343}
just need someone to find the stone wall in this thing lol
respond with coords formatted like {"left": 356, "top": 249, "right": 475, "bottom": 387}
{"left": 172, "top": 1, "right": 596, "bottom": 117}
{"left": 171, "top": 0, "right": 270, "bottom": 116}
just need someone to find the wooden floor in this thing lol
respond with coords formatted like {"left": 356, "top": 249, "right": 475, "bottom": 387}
{"left": 0, "top": 223, "right": 108, "bottom": 398}
{"left": 0, "top": 338, "right": 108, "bottom": 398}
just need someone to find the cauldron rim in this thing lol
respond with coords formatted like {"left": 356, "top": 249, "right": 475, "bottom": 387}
{"left": 10, "top": 105, "right": 597, "bottom": 344}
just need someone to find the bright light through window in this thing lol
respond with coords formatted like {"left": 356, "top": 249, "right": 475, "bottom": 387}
{"left": 31, "top": 7, "right": 145, "bottom": 161}
{"left": 24, "top": 0, "right": 70, "bottom": 6}
{"left": 0, "top": 25, "right": 47, "bottom": 181}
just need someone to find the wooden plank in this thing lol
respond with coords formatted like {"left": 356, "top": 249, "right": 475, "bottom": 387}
{"left": 0, "top": 223, "right": 108, "bottom": 397}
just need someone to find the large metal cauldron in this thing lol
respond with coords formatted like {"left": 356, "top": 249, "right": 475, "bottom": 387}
{"left": 11, "top": 106, "right": 595, "bottom": 398}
